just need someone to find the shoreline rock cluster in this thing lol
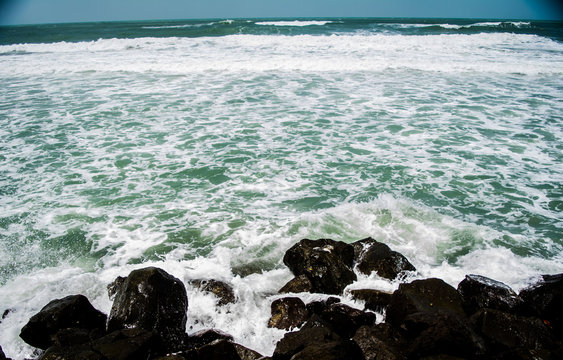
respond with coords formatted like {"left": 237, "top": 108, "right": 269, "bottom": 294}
{"left": 2, "top": 238, "right": 562, "bottom": 359}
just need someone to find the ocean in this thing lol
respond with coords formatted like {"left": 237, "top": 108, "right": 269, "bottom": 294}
{"left": 0, "top": 18, "right": 562, "bottom": 358}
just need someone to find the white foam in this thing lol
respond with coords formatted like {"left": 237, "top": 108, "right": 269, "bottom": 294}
{"left": 255, "top": 20, "right": 332, "bottom": 27}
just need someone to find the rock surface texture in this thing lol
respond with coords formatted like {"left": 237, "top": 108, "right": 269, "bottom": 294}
{"left": 11, "top": 240, "right": 563, "bottom": 360}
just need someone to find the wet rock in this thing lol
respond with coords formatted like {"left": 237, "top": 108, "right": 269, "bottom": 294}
{"left": 190, "top": 279, "right": 235, "bottom": 306}
{"left": 40, "top": 344, "right": 104, "bottom": 360}
{"left": 107, "top": 267, "right": 188, "bottom": 351}
{"left": 353, "top": 237, "right": 416, "bottom": 280}
{"left": 187, "top": 328, "right": 234, "bottom": 349}
{"left": 283, "top": 239, "right": 356, "bottom": 295}
{"left": 315, "top": 302, "right": 376, "bottom": 338}
{"left": 90, "top": 328, "right": 157, "bottom": 360}
{"left": 273, "top": 325, "right": 361, "bottom": 360}
{"left": 197, "top": 339, "right": 264, "bottom": 360}
{"left": 349, "top": 289, "right": 393, "bottom": 312}
{"left": 386, "top": 278, "right": 465, "bottom": 328}
{"left": 470, "top": 308, "right": 556, "bottom": 353}
{"left": 519, "top": 273, "right": 563, "bottom": 338}
{"left": 404, "top": 311, "right": 486, "bottom": 359}
{"left": 107, "top": 276, "right": 125, "bottom": 300}
{"left": 0, "top": 345, "right": 9, "bottom": 360}
{"left": 278, "top": 275, "right": 313, "bottom": 294}
{"left": 353, "top": 324, "right": 406, "bottom": 360}
{"left": 268, "top": 297, "right": 309, "bottom": 330}
{"left": 20, "top": 294, "right": 107, "bottom": 350}
{"left": 305, "top": 297, "right": 341, "bottom": 315}
{"left": 52, "top": 328, "right": 92, "bottom": 347}
{"left": 457, "top": 274, "right": 524, "bottom": 315}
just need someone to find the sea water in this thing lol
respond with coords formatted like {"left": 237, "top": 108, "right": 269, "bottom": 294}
{"left": 0, "top": 18, "right": 562, "bottom": 358}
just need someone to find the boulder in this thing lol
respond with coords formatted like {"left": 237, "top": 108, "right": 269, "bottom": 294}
{"left": 40, "top": 344, "right": 103, "bottom": 360}
{"left": 519, "top": 273, "right": 563, "bottom": 338}
{"left": 268, "top": 297, "right": 309, "bottom": 330}
{"left": 349, "top": 289, "right": 393, "bottom": 312}
{"left": 107, "top": 267, "right": 188, "bottom": 350}
{"left": 197, "top": 339, "right": 263, "bottom": 360}
{"left": 190, "top": 279, "right": 236, "bottom": 306}
{"left": 283, "top": 239, "right": 356, "bottom": 295}
{"left": 353, "top": 324, "right": 406, "bottom": 360}
{"left": 273, "top": 325, "right": 361, "bottom": 360}
{"left": 90, "top": 328, "right": 157, "bottom": 360}
{"left": 353, "top": 238, "right": 415, "bottom": 280}
{"left": 20, "top": 294, "right": 107, "bottom": 350}
{"left": 314, "top": 302, "right": 376, "bottom": 338}
{"left": 457, "top": 274, "right": 524, "bottom": 315}
{"left": 187, "top": 328, "right": 234, "bottom": 349}
{"left": 279, "top": 275, "right": 313, "bottom": 294}
{"left": 385, "top": 278, "right": 465, "bottom": 329}
{"left": 470, "top": 308, "right": 556, "bottom": 354}
{"left": 404, "top": 311, "right": 486, "bottom": 359}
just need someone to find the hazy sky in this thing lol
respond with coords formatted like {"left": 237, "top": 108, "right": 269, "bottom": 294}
{"left": 1, "top": 0, "right": 562, "bottom": 25}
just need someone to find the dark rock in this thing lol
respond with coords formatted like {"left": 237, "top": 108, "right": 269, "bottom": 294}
{"left": 278, "top": 275, "right": 313, "bottom": 294}
{"left": 107, "top": 276, "right": 125, "bottom": 300}
{"left": 268, "top": 297, "right": 309, "bottom": 330}
{"left": 20, "top": 294, "right": 107, "bottom": 350}
{"left": 386, "top": 278, "right": 465, "bottom": 328}
{"left": 470, "top": 308, "right": 556, "bottom": 353}
{"left": 457, "top": 274, "right": 524, "bottom": 315}
{"left": 520, "top": 273, "right": 563, "bottom": 338}
{"left": 315, "top": 302, "right": 376, "bottom": 338}
{"left": 405, "top": 311, "right": 486, "bottom": 359}
{"left": 353, "top": 237, "right": 416, "bottom": 280}
{"left": 90, "top": 328, "right": 157, "bottom": 360}
{"left": 40, "top": 344, "right": 103, "bottom": 360}
{"left": 0, "top": 345, "right": 9, "bottom": 360}
{"left": 190, "top": 279, "right": 236, "bottom": 306}
{"left": 289, "top": 340, "right": 364, "bottom": 360}
{"left": 107, "top": 267, "right": 188, "bottom": 351}
{"left": 494, "top": 348, "right": 559, "bottom": 360}
{"left": 187, "top": 328, "right": 234, "bottom": 349}
{"left": 283, "top": 239, "right": 356, "bottom": 295}
{"left": 52, "top": 328, "right": 91, "bottom": 347}
{"left": 349, "top": 289, "right": 393, "bottom": 312}
{"left": 273, "top": 326, "right": 337, "bottom": 359}
{"left": 197, "top": 339, "right": 264, "bottom": 360}
{"left": 305, "top": 297, "right": 341, "bottom": 315}
{"left": 353, "top": 324, "right": 406, "bottom": 360}
{"left": 154, "top": 356, "right": 187, "bottom": 360}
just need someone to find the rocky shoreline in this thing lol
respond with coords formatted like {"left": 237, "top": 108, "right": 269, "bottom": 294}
{"left": 2, "top": 237, "right": 562, "bottom": 360}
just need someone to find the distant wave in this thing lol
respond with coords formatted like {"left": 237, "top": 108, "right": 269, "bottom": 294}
{"left": 255, "top": 20, "right": 333, "bottom": 27}
{"left": 438, "top": 21, "right": 531, "bottom": 29}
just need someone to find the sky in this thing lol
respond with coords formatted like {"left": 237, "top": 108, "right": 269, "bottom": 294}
{"left": 0, "top": 0, "right": 562, "bottom": 25}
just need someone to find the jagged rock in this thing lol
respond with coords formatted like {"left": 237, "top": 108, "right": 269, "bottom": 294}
{"left": 349, "top": 289, "right": 393, "bottom": 312}
{"left": 353, "top": 324, "right": 406, "bottom": 360}
{"left": 457, "top": 274, "right": 524, "bottom": 315}
{"left": 314, "top": 302, "right": 376, "bottom": 338}
{"left": 470, "top": 308, "right": 556, "bottom": 353}
{"left": 187, "top": 328, "right": 234, "bottom": 349}
{"left": 107, "top": 276, "right": 125, "bottom": 300}
{"left": 40, "top": 344, "right": 103, "bottom": 360}
{"left": 353, "top": 237, "right": 415, "bottom": 280}
{"left": 268, "top": 297, "right": 309, "bottom": 330}
{"left": 0, "top": 345, "right": 9, "bottom": 360}
{"left": 305, "top": 297, "right": 341, "bottom": 315}
{"left": 90, "top": 328, "right": 157, "bottom": 360}
{"left": 404, "top": 311, "right": 486, "bottom": 359}
{"left": 283, "top": 239, "right": 356, "bottom": 295}
{"left": 279, "top": 275, "right": 313, "bottom": 294}
{"left": 197, "top": 339, "right": 264, "bottom": 360}
{"left": 107, "top": 267, "right": 188, "bottom": 351}
{"left": 272, "top": 325, "right": 361, "bottom": 360}
{"left": 519, "top": 273, "right": 563, "bottom": 338}
{"left": 20, "top": 294, "right": 107, "bottom": 350}
{"left": 386, "top": 278, "right": 465, "bottom": 328}
{"left": 190, "top": 279, "right": 236, "bottom": 306}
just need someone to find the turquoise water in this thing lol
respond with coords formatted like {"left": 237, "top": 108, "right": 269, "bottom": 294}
{"left": 0, "top": 18, "right": 562, "bottom": 358}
